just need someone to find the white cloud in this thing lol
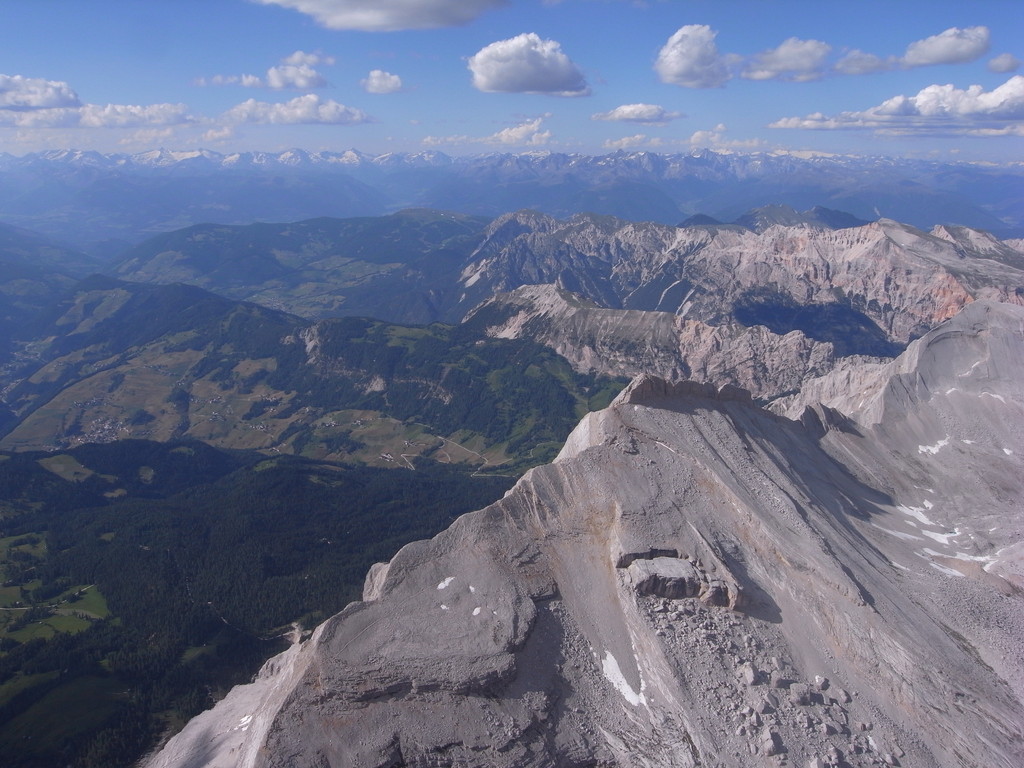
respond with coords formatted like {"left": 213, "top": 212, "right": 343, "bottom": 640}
{"left": 591, "top": 103, "right": 682, "bottom": 124}
{"left": 770, "top": 75, "right": 1024, "bottom": 136}
{"left": 224, "top": 94, "right": 371, "bottom": 124}
{"left": 265, "top": 63, "right": 327, "bottom": 89}
{"left": 0, "top": 74, "right": 81, "bottom": 109}
{"left": 202, "top": 125, "right": 236, "bottom": 142}
{"left": 989, "top": 53, "right": 1021, "bottom": 74}
{"left": 0, "top": 101, "right": 192, "bottom": 129}
{"left": 198, "top": 51, "right": 333, "bottom": 90}
{"left": 834, "top": 49, "right": 893, "bottom": 76}
{"left": 78, "top": 103, "right": 194, "bottom": 128}
{"left": 362, "top": 70, "right": 403, "bottom": 94}
{"left": 654, "top": 25, "right": 730, "bottom": 89}
{"left": 742, "top": 37, "right": 831, "bottom": 81}
{"left": 423, "top": 116, "right": 551, "bottom": 147}
{"left": 602, "top": 134, "right": 665, "bottom": 150}
{"left": 282, "top": 50, "right": 334, "bottom": 67}
{"left": 687, "top": 123, "right": 767, "bottom": 150}
{"left": 901, "top": 26, "right": 990, "bottom": 68}
{"left": 468, "top": 33, "right": 589, "bottom": 96}
{"left": 250, "top": 0, "right": 505, "bottom": 32}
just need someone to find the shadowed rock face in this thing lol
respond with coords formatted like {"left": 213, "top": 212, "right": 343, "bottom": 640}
{"left": 148, "top": 302, "right": 1024, "bottom": 768}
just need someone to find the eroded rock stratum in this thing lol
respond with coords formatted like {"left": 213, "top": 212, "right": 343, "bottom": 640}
{"left": 149, "top": 301, "right": 1024, "bottom": 768}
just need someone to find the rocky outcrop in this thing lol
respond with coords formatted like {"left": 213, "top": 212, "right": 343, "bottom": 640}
{"left": 465, "top": 283, "right": 839, "bottom": 399}
{"left": 148, "top": 302, "right": 1024, "bottom": 768}
{"left": 457, "top": 212, "right": 1024, "bottom": 347}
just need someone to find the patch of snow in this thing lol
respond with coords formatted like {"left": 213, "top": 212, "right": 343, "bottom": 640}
{"left": 922, "top": 547, "right": 993, "bottom": 564}
{"left": 891, "top": 561, "right": 911, "bottom": 571}
{"left": 898, "top": 504, "right": 935, "bottom": 525}
{"left": 921, "top": 529, "right": 959, "bottom": 545}
{"left": 962, "top": 439, "right": 976, "bottom": 444}
{"left": 918, "top": 437, "right": 950, "bottom": 455}
{"left": 1003, "top": 448, "right": 1014, "bottom": 455}
{"left": 959, "top": 360, "right": 983, "bottom": 376}
{"left": 601, "top": 651, "right": 646, "bottom": 707}
{"left": 440, "top": 604, "right": 449, "bottom": 611}
{"left": 469, "top": 585, "right": 476, "bottom": 593}
{"left": 923, "top": 500, "right": 934, "bottom": 509}
{"left": 944, "top": 388, "right": 958, "bottom": 395}
{"left": 871, "top": 524, "right": 923, "bottom": 542}
{"left": 473, "top": 607, "right": 482, "bottom": 616}
{"left": 981, "top": 392, "right": 1006, "bottom": 403}
{"left": 437, "top": 577, "right": 455, "bottom": 590}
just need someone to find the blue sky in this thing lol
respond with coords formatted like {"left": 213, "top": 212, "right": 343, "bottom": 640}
{"left": 1, "top": 0, "right": 1021, "bottom": 160}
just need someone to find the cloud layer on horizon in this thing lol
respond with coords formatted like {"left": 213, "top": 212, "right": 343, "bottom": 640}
{"left": 771, "top": 75, "right": 1024, "bottom": 136}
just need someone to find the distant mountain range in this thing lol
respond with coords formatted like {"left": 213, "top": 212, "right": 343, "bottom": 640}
{"left": 2, "top": 148, "right": 1022, "bottom": 248}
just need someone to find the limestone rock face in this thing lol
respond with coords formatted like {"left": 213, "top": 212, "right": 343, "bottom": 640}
{"left": 465, "top": 283, "right": 839, "bottom": 399}
{"left": 148, "top": 302, "right": 1024, "bottom": 768}
{"left": 457, "top": 212, "right": 1024, "bottom": 345}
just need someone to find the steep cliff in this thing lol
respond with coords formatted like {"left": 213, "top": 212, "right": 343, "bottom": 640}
{"left": 464, "top": 284, "right": 839, "bottom": 400}
{"left": 148, "top": 301, "right": 1024, "bottom": 768}
{"left": 457, "top": 212, "right": 1024, "bottom": 348}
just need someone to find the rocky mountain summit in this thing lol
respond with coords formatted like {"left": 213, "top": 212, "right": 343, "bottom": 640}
{"left": 147, "top": 300, "right": 1024, "bottom": 768}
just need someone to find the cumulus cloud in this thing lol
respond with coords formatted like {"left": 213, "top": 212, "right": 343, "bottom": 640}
{"left": 602, "top": 134, "right": 665, "bottom": 150}
{"left": 901, "top": 26, "right": 990, "bottom": 68}
{"left": 468, "top": 33, "right": 589, "bottom": 96}
{"left": 834, "top": 49, "right": 893, "bottom": 76}
{"left": 250, "top": 0, "right": 505, "bottom": 32}
{"left": 202, "top": 125, "right": 236, "bottom": 143}
{"left": 224, "top": 94, "right": 371, "bottom": 124}
{"left": 0, "top": 74, "right": 81, "bottom": 109}
{"left": 423, "top": 116, "right": 551, "bottom": 147}
{"left": 197, "top": 51, "right": 334, "bottom": 90}
{"left": 265, "top": 63, "right": 328, "bottom": 89}
{"left": 742, "top": 37, "right": 831, "bottom": 81}
{"left": 655, "top": 25, "right": 731, "bottom": 89}
{"left": 591, "top": 103, "right": 682, "bottom": 124}
{"left": 362, "top": 69, "right": 403, "bottom": 94}
{"left": 989, "top": 53, "right": 1020, "bottom": 74}
{"left": 770, "top": 75, "right": 1024, "bottom": 136}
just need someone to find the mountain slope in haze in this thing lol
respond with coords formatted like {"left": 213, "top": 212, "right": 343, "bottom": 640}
{"left": 110, "top": 209, "right": 488, "bottom": 323}
{"left": 0, "top": 278, "right": 623, "bottom": 471}
{"left": 0, "top": 221, "right": 103, "bottom": 359}
{"left": 146, "top": 300, "right": 1024, "bottom": 768}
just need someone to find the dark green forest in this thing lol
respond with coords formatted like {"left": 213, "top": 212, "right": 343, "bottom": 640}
{"left": 0, "top": 441, "right": 514, "bottom": 767}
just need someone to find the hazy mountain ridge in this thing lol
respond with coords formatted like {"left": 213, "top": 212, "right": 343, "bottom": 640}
{"left": 108, "top": 209, "right": 488, "bottom": 323}
{"left": 2, "top": 149, "right": 1022, "bottom": 247}
{"left": 147, "top": 300, "right": 1024, "bottom": 768}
